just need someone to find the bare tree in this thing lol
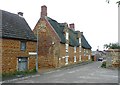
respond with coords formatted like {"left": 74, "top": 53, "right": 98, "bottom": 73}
{"left": 106, "top": 0, "right": 110, "bottom": 4}
{"left": 116, "top": 1, "right": 120, "bottom": 7}
{"left": 106, "top": 0, "right": 120, "bottom": 7}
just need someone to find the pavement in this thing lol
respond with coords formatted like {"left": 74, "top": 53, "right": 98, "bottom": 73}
{"left": 2, "top": 60, "right": 93, "bottom": 83}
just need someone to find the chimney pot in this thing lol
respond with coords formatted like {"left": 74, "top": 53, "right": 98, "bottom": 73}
{"left": 81, "top": 32, "right": 83, "bottom": 35}
{"left": 41, "top": 5, "right": 47, "bottom": 18}
{"left": 18, "top": 12, "right": 23, "bottom": 16}
{"left": 69, "top": 23, "right": 75, "bottom": 31}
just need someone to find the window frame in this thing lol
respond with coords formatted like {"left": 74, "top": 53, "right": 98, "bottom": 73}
{"left": 66, "top": 43, "right": 69, "bottom": 50}
{"left": 74, "top": 56, "right": 76, "bottom": 62}
{"left": 20, "top": 41, "right": 26, "bottom": 51}
{"left": 74, "top": 46, "right": 76, "bottom": 53}
{"left": 79, "top": 38, "right": 81, "bottom": 44}
{"left": 66, "top": 32, "right": 69, "bottom": 40}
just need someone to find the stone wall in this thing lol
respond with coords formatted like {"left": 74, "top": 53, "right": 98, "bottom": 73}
{"left": 106, "top": 49, "right": 120, "bottom": 67}
{"left": 1, "top": 38, "right": 36, "bottom": 73}
{"left": 33, "top": 18, "right": 60, "bottom": 69}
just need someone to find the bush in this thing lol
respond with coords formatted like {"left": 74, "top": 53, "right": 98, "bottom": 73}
{"left": 2, "top": 67, "right": 37, "bottom": 78}
{"left": 101, "top": 61, "right": 106, "bottom": 68}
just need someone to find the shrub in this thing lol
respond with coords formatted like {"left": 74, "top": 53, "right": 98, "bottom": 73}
{"left": 101, "top": 61, "right": 106, "bottom": 68}
{"left": 2, "top": 67, "right": 37, "bottom": 78}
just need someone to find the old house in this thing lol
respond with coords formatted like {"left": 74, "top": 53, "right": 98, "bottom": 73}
{"left": 0, "top": 10, "right": 37, "bottom": 74}
{"left": 33, "top": 5, "right": 92, "bottom": 70}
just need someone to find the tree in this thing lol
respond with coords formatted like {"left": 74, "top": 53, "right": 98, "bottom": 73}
{"left": 116, "top": 1, "right": 120, "bottom": 7}
{"left": 106, "top": 0, "right": 120, "bottom": 7}
{"left": 106, "top": 0, "right": 110, "bottom": 4}
{"left": 104, "top": 42, "right": 120, "bottom": 49}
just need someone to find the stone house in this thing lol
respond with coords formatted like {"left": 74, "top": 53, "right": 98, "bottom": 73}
{"left": 0, "top": 10, "right": 37, "bottom": 74}
{"left": 33, "top": 5, "right": 92, "bottom": 69}
{"left": 105, "top": 49, "right": 120, "bottom": 67}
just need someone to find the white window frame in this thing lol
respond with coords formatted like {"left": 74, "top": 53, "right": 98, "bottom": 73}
{"left": 66, "top": 43, "right": 69, "bottom": 50}
{"left": 79, "top": 38, "right": 81, "bottom": 44}
{"left": 74, "top": 46, "right": 76, "bottom": 53}
{"left": 66, "top": 32, "right": 69, "bottom": 40}
{"left": 66, "top": 49, "right": 68, "bottom": 52}
{"left": 88, "top": 55, "right": 91, "bottom": 60}
{"left": 79, "top": 55, "right": 82, "bottom": 61}
{"left": 65, "top": 56, "right": 69, "bottom": 65}
{"left": 74, "top": 56, "right": 76, "bottom": 62}
{"left": 66, "top": 52, "right": 69, "bottom": 56}
{"left": 66, "top": 43, "right": 69, "bottom": 53}
{"left": 79, "top": 45, "right": 81, "bottom": 52}
{"left": 86, "top": 50, "right": 88, "bottom": 53}
{"left": 84, "top": 49, "right": 86, "bottom": 56}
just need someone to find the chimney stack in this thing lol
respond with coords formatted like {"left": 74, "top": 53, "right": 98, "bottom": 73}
{"left": 41, "top": 5, "right": 47, "bottom": 18}
{"left": 69, "top": 23, "right": 75, "bottom": 31}
{"left": 18, "top": 12, "right": 23, "bottom": 16}
{"left": 81, "top": 32, "right": 83, "bottom": 35}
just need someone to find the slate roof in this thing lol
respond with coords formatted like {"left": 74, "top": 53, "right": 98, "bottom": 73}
{"left": 0, "top": 10, "right": 37, "bottom": 41}
{"left": 81, "top": 34, "right": 92, "bottom": 49}
{"left": 47, "top": 17, "right": 92, "bottom": 49}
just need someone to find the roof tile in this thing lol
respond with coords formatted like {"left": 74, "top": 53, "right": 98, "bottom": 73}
{"left": 1, "top": 10, "right": 37, "bottom": 41}
{"left": 47, "top": 17, "right": 91, "bottom": 49}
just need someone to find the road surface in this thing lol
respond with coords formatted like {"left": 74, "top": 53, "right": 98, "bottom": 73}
{"left": 4, "top": 61, "right": 118, "bottom": 83}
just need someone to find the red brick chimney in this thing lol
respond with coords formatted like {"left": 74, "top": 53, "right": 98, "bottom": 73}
{"left": 41, "top": 5, "right": 47, "bottom": 18}
{"left": 18, "top": 12, "right": 23, "bottom": 16}
{"left": 69, "top": 23, "right": 75, "bottom": 31}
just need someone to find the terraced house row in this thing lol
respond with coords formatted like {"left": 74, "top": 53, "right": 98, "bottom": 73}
{"left": 0, "top": 5, "right": 92, "bottom": 74}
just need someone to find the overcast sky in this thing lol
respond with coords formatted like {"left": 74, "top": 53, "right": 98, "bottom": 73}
{"left": 0, "top": 0, "right": 118, "bottom": 51}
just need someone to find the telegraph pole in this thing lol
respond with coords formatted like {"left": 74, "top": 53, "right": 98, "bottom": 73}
{"left": 117, "top": 1, "right": 120, "bottom": 45}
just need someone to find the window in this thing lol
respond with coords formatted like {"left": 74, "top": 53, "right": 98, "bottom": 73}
{"left": 86, "top": 50, "right": 88, "bottom": 53}
{"left": 74, "top": 56, "right": 76, "bottom": 62}
{"left": 88, "top": 55, "right": 91, "bottom": 60}
{"left": 79, "top": 38, "right": 81, "bottom": 44}
{"left": 79, "top": 45, "right": 81, "bottom": 52}
{"left": 66, "top": 52, "right": 69, "bottom": 56}
{"left": 84, "top": 49, "right": 86, "bottom": 56}
{"left": 74, "top": 46, "right": 76, "bottom": 53}
{"left": 66, "top": 32, "right": 69, "bottom": 40}
{"left": 66, "top": 43, "right": 69, "bottom": 53}
{"left": 79, "top": 55, "right": 81, "bottom": 61}
{"left": 66, "top": 44, "right": 69, "bottom": 50}
{"left": 20, "top": 41, "right": 26, "bottom": 51}
{"left": 66, "top": 49, "right": 68, "bottom": 52}
{"left": 65, "top": 57, "right": 68, "bottom": 65}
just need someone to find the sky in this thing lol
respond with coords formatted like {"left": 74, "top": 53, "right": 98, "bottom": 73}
{"left": 0, "top": 0, "right": 118, "bottom": 51}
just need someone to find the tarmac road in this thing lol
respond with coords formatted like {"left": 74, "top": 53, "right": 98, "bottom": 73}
{"left": 4, "top": 61, "right": 118, "bottom": 83}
